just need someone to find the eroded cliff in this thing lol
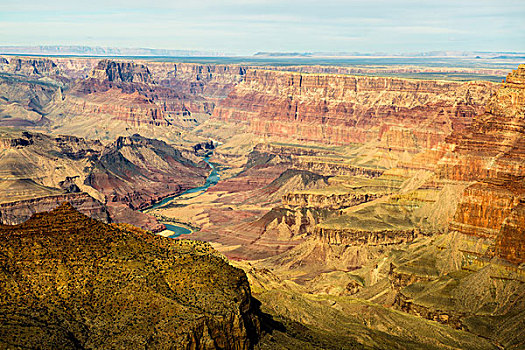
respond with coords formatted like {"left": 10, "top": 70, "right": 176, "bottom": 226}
{"left": 439, "top": 64, "right": 525, "bottom": 264}
{"left": 213, "top": 69, "right": 496, "bottom": 150}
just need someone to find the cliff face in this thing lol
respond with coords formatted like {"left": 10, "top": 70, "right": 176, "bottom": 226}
{"left": 150, "top": 62, "right": 246, "bottom": 99}
{"left": 438, "top": 65, "right": 525, "bottom": 181}
{"left": 262, "top": 64, "right": 510, "bottom": 79}
{"left": 90, "top": 59, "right": 155, "bottom": 83}
{"left": 496, "top": 201, "right": 525, "bottom": 264}
{"left": 0, "top": 57, "right": 246, "bottom": 140}
{"left": 439, "top": 65, "right": 525, "bottom": 264}
{"left": 0, "top": 57, "right": 60, "bottom": 76}
{"left": 213, "top": 69, "right": 496, "bottom": 150}
{"left": 0, "top": 203, "right": 260, "bottom": 349}
{"left": 283, "top": 192, "right": 385, "bottom": 210}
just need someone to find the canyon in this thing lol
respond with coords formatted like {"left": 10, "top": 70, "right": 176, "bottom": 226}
{"left": 0, "top": 128, "right": 208, "bottom": 231}
{"left": 0, "top": 55, "right": 523, "bottom": 349}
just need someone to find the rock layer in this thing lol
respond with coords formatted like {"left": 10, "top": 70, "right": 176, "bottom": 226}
{"left": 213, "top": 69, "right": 496, "bottom": 149}
{"left": 440, "top": 65, "right": 525, "bottom": 264}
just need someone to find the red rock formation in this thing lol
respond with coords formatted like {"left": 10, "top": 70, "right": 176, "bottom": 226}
{"left": 213, "top": 69, "right": 496, "bottom": 150}
{"left": 495, "top": 201, "right": 525, "bottom": 265}
{"left": 441, "top": 65, "right": 525, "bottom": 264}
{"left": 448, "top": 181, "right": 522, "bottom": 239}
{"left": 317, "top": 226, "right": 421, "bottom": 246}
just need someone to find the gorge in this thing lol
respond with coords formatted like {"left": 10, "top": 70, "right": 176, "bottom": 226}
{"left": 0, "top": 54, "right": 523, "bottom": 349}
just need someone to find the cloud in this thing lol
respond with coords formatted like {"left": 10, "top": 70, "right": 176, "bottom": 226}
{"left": 0, "top": 0, "right": 523, "bottom": 54}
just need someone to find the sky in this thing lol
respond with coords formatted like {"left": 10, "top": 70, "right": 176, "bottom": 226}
{"left": 0, "top": 0, "right": 524, "bottom": 55}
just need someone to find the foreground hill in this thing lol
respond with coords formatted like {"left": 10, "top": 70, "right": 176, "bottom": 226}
{"left": 0, "top": 203, "right": 260, "bottom": 349}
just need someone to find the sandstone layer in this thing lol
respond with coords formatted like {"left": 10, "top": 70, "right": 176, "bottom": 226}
{"left": 213, "top": 69, "right": 496, "bottom": 150}
{"left": 439, "top": 64, "right": 525, "bottom": 264}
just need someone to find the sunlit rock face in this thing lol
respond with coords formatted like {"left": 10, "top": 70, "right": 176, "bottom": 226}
{"left": 213, "top": 69, "right": 496, "bottom": 150}
{"left": 438, "top": 65, "right": 525, "bottom": 264}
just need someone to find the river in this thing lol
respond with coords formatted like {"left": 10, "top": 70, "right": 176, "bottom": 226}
{"left": 143, "top": 154, "right": 220, "bottom": 237}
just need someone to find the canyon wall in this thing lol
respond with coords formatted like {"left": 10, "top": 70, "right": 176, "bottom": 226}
{"left": 439, "top": 65, "right": 525, "bottom": 264}
{"left": 213, "top": 69, "right": 496, "bottom": 150}
{"left": 0, "top": 56, "right": 247, "bottom": 140}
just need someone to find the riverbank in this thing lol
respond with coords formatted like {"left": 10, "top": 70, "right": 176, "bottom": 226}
{"left": 141, "top": 153, "right": 221, "bottom": 237}
{"left": 157, "top": 221, "right": 195, "bottom": 238}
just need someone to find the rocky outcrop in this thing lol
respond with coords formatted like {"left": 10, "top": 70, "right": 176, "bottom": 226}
{"left": 283, "top": 192, "right": 384, "bottom": 210}
{"left": 316, "top": 226, "right": 421, "bottom": 246}
{"left": 213, "top": 69, "right": 496, "bottom": 149}
{"left": 0, "top": 203, "right": 260, "bottom": 349}
{"left": 90, "top": 59, "right": 155, "bottom": 83}
{"left": 290, "top": 159, "right": 383, "bottom": 177}
{"left": 193, "top": 140, "right": 216, "bottom": 156}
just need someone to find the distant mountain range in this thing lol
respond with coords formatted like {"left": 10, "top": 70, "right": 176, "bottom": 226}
{"left": 253, "top": 51, "right": 525, "bottom": 59}
{"left": 2, "top": 46, "right": 524, "bottom": 59}
{"left": 0, "top": 45, "right": 228, "bottom": 57}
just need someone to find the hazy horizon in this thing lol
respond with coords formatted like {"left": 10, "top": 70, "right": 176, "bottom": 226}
{"left": 1, "top": 0, "right": 524, "bottom": 55}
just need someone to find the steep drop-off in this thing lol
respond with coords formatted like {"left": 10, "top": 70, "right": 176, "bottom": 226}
{"left": 213, "top": 69, "right": 496, "bottom": 150}
{"left": 439, "top": 64, "right": 525, "bottom": 264}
